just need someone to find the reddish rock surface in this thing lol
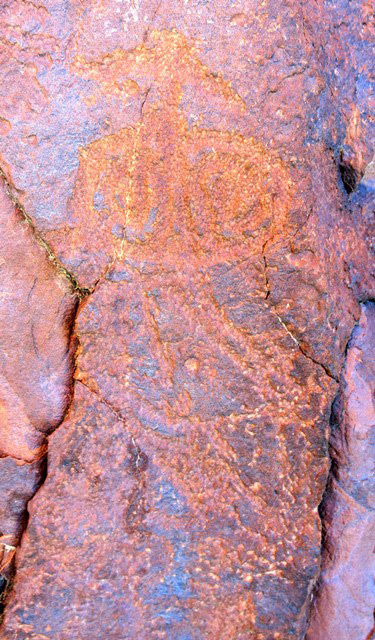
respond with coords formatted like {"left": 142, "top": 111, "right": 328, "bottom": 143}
{"left": 306, "top": 302, "right": 375, "bottom": 639}
{"left": 0, "top": 176, "right": 78, "bottom": 462}
{"left": 0, "top": 0, "right": 373, "bottom": 638}
{"left": 0, "top": 457, "right": 45, "bottom": 600}
{"left": 0, "top": 173, "right": 77, "bottom": 608}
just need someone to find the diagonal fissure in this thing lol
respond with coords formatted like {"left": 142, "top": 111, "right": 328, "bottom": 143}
{"left": 0, "top": 167, "right": 90, "bottom": 299}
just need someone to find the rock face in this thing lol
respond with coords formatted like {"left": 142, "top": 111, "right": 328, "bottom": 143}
{"left": 0, "top": 1, "right": 373, "bottom": 639}
{"left": 0, "top": 176, "right": 78, "bottom": 463}
{"left": 306, "top": 303, "right": 375, "bottom": 640}
{"left": 0, "top": 173, "right": 77, "bottom": 604}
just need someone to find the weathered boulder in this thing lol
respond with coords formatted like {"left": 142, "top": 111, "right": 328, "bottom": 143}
{"left": 0, "top": 0, "right": 373, "bottom": 638}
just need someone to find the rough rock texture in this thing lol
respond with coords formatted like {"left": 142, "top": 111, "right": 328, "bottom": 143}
{"left": 306, "top": 302, "right": 375, "bottom": 639}
{"left": 0, "top": 457, "right": 45, "bottom": 607}
{"left": 0, "top": 176, "right": 78, "bottom": 462}
{"left": 0, "top": 173, "right": 77, "bottom": 605}
{"left": 0, "top": 0, "right": 374, "bottom": 638}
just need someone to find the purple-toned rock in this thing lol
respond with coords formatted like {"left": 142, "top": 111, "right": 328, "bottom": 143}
{"left": 0, "top": 0, "right": 374, "bottom": 638}
{"left": 307, "top": 302, "right": 375, "bottom": 639}
{"left": 0, "top": 176, "right": 77, "bottom": 462}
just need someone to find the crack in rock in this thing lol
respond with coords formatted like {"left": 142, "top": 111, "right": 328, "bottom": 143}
{"left": 306, "top": 301, "right": 375, "bottom": 639}
{"left": 0, "top": 167, "right": 90, "bottom": 299}
{"left": 262, "top": 242, "right": 339, "bottom": 383}
{"left": 0, "top": 175, "right": 82, "bottom": 624}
